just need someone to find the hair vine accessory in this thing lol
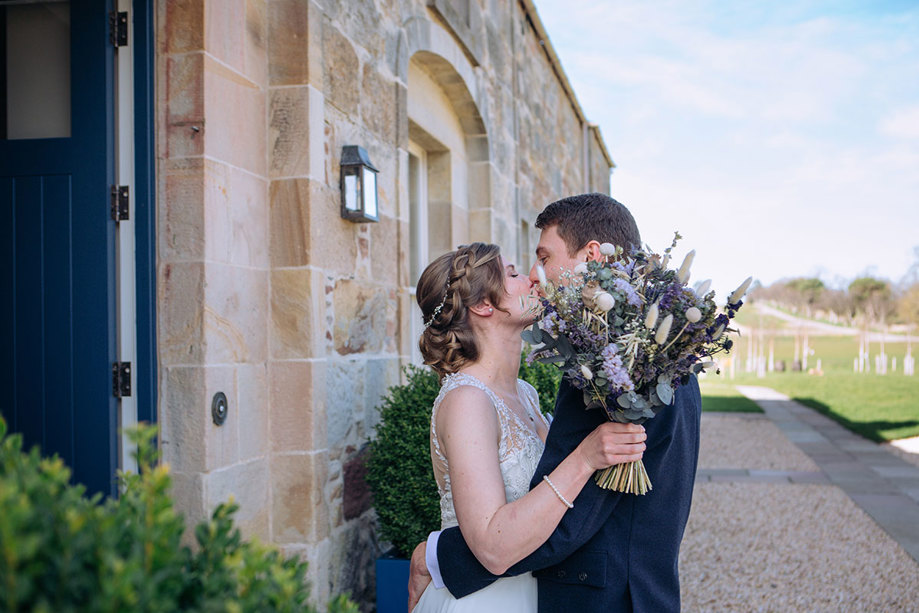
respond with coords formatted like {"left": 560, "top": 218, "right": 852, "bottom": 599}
{"left": 423, "top": 287, "right": 449, "bottom": 329}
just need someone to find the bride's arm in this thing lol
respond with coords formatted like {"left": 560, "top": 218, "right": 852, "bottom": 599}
{"left": 438, "top": 386, "right": 645, "bottom": 576}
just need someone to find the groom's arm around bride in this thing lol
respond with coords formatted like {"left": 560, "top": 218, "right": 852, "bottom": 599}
{"left": 415, "top": 376, "right": 701, "bottom": 612}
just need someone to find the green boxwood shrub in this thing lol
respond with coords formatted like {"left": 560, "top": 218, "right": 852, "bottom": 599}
{"left": 518, "top": 350, "right": 562, "bottom": 416}
{"left": 0, "top": 418, "right": 357, "bottom": 613}
{"left": 365, "top": 365, "right": 442, "bottom": 559}
{"left": 366, "top": 356, "right": 561, "bottom": 559}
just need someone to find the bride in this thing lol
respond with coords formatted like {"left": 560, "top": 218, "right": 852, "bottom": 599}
{"left": 412, "top": 242, "right": 646, "bottom": 612}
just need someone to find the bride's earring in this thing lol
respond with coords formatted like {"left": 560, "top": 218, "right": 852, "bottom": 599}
{"left": 488, "top": 307, "right": 493, "bottom": 313}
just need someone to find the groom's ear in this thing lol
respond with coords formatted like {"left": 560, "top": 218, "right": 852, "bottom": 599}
{"left": 583, "top": 240, "right": 604, "bottom": 262}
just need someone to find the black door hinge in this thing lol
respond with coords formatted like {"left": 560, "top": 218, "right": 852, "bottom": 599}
{"left": 112, "top": 362, "right": 132, "bottom": 398}
{"left": 109, "top": 11, "right": 128, "bottom": 47}
{"left": 111, "top": 185, "right": 129, "bottom": 221}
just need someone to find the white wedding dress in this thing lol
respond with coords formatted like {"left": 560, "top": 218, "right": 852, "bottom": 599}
{"left": 413, "top": 373, "right": 549, "bottom": 613}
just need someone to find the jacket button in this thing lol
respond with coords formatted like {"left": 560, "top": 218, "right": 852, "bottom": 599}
{"left": 578, "top": 572, "right": 588, "bottom": 582}
{"left": 557, "top": 570, "right": 566, "bottom": 578}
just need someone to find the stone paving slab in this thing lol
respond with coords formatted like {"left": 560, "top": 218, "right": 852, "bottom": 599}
{"left": 736, "top": 385, "right": 919, "bottom": 566}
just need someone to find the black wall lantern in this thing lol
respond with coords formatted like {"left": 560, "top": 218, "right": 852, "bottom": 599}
{"left": 340, "top": 145, "right": 379, "bottom": 223}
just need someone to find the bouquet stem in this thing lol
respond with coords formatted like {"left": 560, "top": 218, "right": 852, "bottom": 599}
{"left": 594, "top": 460, "right": 652, "bottom": 495}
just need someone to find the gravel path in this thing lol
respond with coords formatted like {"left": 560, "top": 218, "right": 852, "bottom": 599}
{"left": 698, "top": 414, "right": 818, "bottom": 471}
{"left": 680, "top": 482, "right": 919, "bottom": 611}
{"left": 681, "top": 413, "right": 919, "bottom": 611}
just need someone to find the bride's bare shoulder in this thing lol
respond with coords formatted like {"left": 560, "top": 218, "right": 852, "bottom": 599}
{"left": 436, "top": 384, "right": 499, "bottom": 434}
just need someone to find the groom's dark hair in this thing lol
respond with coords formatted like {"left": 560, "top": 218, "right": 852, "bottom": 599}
{"left": 535, "top": 193, "right": 641, "bottom": 256}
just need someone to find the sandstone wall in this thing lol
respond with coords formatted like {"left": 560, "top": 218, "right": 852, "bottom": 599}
{"left": 156, "top": 0, "right": 612, "bottom": 606}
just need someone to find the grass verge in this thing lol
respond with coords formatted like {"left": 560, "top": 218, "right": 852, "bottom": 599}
{"left": 699, "top": 380, "right": 763, "bottom": 413}
{"left": 729, "top": 372, "right": 919, "bottom": 442}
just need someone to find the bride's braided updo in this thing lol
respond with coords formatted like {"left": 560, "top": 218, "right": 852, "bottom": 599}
{"left": 417, "top": 243, "right": 506, "bottom": 378}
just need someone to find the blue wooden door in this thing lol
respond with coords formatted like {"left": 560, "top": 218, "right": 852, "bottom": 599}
{"left": 1, "top": 0, "right": 118, "bottom": 496}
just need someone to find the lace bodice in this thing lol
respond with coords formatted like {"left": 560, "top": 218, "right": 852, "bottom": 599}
{"left": 430, "top": 373, "right": 549, "bottom": 529}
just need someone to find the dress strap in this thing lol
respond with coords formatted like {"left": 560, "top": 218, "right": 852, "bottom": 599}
{"left": 431, "top": 373, "right": 510, "bottom": 459}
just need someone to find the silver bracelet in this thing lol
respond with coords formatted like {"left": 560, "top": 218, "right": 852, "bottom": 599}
{"left": 543, "top": 475, "right": 574, "bottom": 509}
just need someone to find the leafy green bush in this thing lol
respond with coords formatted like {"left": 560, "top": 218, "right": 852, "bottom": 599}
{"left": 365, "top": 365, "right": 442, "bottom": 559}
{"left": 0, "top": 418, "right": 356, "bottom": 613}
{"left": 366, "top": 359, "right": 562, "bottom": 559}
{"left": 518, "top": 350, "right": 562, "bottom": 415}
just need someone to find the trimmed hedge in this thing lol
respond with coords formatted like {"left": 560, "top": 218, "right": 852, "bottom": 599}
{"left": 0, "top": 418, "right": 357, "bottom": 613}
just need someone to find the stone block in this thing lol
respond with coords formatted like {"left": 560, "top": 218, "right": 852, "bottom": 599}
{"left": 368, "top": 216, "right": 399, "bottom": 287}
{"left": 204, "top": 0, "right": 246, "bottom": 80}
{"left": 243, "top": 0, "right": 268, "bottom": 87}
{"left": 269, "top": 178, "right": 311, "bottom": 267}
{"left": 203, "top": 263, "right": 269, "bottom": 363}
{"left": 269, "top": 360, "right": 327, "bottom": 452}
{"left": 164, "top": 54, "right": 205, "bottom": 159}
{"left": 204, "top": 160, "right": 269, "bottom": 268}
{"left": 361, "top": 65, "right": 395, "bottom": 141}
{"left": 268, "top": 0, "right": 318, "bottom": 86}
{"left": 269, "top": 87, "right": 310, "bottom": 178}
{"left": 159, "top": 367, "right": 207, "bottom": 473}
{"left": 270, "top": 268, "right": 321, "bottom": 359}
{"left": 342, "top": 446, "right": 371, "bottom": 520}
{"left": 161, "top": 0, "right": 204, "bottom": 54}
{"left": 328, "top": 514, "right": 378, "bottom": 607}
{"left": 237, "top": 363, "right": 269, "bottom": 461}
{"left": 271, "top": 452, "right": 330, "bottom": 544}
{"left": 307, "top": 86, "right": 325, "bottom": 181}
{"left": 206, "top": 458, "right": 270, "bottom": 541}
{"left": 325, "top": 359, "right": 364, "bottom": 449}
{"left": 322, "top": 22, "right": 359, "bottom": 115}
{"left": 158, "top": 261, "right": 205, "bottom": 366}
{"left": 168, "top": 470, "right": 205, "bottom": 544}
{"left": 161, "top": 365, "right": 238, "bottom": 473}
{"left": 395, "top": 82, "right": 408, "bottom": 148}
{"left": 468, "top": 207, "right": 491, "bottom": 243}
{"left": 363, "top": 357, "right": 400, "bottom": 429}
{"left": 331, "top": 280, "right": 397, "bottom": 355}
{"left": 161, "top": 157, "right": 205, "bottom": 262}
{"left": 468, "top": 161, "right": 492, "bottom": 211}
{"left": 306, "top": 184, "right": 358, "bottom": 274}
{"left": 203, "top": 55, "right": 267, "bottom": 176}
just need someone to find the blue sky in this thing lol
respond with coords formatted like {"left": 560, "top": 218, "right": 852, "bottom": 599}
{"left": 534, "top": 0, "right": 919, "bottom": 298}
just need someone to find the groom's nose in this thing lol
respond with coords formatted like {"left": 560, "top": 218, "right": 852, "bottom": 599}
{"left": 528, "top": 262, "right": 539, "bottom": 284}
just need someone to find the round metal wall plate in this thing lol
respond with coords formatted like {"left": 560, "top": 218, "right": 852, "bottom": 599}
{"left": 211, "top": 391, "right": 228, "bottom": 426}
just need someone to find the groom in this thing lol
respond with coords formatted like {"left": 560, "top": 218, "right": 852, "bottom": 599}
{"left": 408, "top": 193, "right": 703, "bottom": 611}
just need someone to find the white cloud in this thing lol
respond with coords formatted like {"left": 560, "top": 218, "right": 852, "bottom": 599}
{"left": 879, "top": 106, "right": 919, "bottom": 139}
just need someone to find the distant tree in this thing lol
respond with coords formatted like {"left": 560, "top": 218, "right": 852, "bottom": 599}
{"left": 785, "top": 277, "right": 825, "bottom": 316}
{"left": 848, "top": 276, "right": 894, "bottom": 326}
{"left": 898, "top": 283, "right": 919, "bottom": 328}
{"left": 817, "top": 288, "right": 855, "bottom": 324}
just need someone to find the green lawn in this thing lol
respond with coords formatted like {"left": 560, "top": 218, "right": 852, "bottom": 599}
{"left": 699, "top": 380, "right": 763, "bottom": 413}
{"left": 714, "top": 331, "right": 919, "bottom": 441}
{"left": 726, "top": 371, "right": 919, "bottom": 442}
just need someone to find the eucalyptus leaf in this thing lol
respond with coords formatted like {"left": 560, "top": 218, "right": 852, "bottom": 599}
{"left": 617, "top": 394, "right": 632, "bottom": 408}
{"left": 521, "top": 329, "right": 539, "bottom": 345}
{"left": 656, "top": 382, "right": 674, "bottom": 405}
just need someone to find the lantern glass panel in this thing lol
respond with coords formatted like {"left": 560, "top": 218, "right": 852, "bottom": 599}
{"left": 344, "top": 170, "right": 359, "bottom": 211}
{"left": 363, "top": 167, "right": 377, "bottom": 219}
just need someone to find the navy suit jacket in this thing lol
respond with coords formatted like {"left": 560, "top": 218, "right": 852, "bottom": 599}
{"left": 436, "top": 376, "right": 701, "bottom": 612}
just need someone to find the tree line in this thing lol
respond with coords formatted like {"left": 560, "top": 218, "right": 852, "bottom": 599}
{"left": 750, "top": 248, "right": 919, "bottom": 329}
